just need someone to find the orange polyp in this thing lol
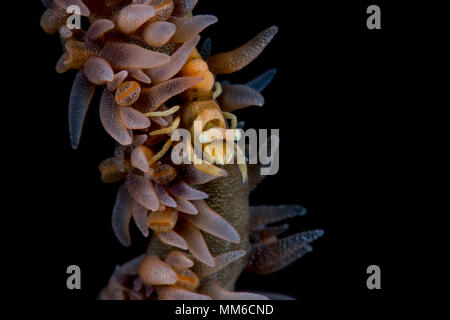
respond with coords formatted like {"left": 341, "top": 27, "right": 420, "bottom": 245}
{"left": 174, "top": 268, "right": 200, "bottom": 291}
{"left": 180, "top": 58, "right": 209, "bottom": 75}
{"left": 115, "top": 81, "right": 142, "bottom": 106}
{"left": 151, "top": 164, "right": 178, "bottom": 185}
{"left": 179, "top": 58, "right": 214, "bottom": 91}
{"left": 178, "top": 48, "right": 215, "bottom": 99}
{"left": 99, "top": 157, "right": 126, "bottom": 183}
{"left": 147, "top": 208, "right": 178, "bottom": 232}
{"left": 193, "top": 72, "right": 214, "bottom": 91}
{"left": 63, "top": 39, "right": 95, "bottom": 70}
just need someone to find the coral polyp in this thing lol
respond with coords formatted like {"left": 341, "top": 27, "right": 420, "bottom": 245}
{"left": 41, "top": 0, "right": 323, "bottom": 300}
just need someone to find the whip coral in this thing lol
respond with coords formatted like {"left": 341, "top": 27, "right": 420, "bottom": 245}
{"left": 41, "top": 0, "right": 323, "bottom": 300}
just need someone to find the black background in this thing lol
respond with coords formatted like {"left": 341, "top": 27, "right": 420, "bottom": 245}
{"left": 14, "top": 0, "right": 433, "bottom": 313}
